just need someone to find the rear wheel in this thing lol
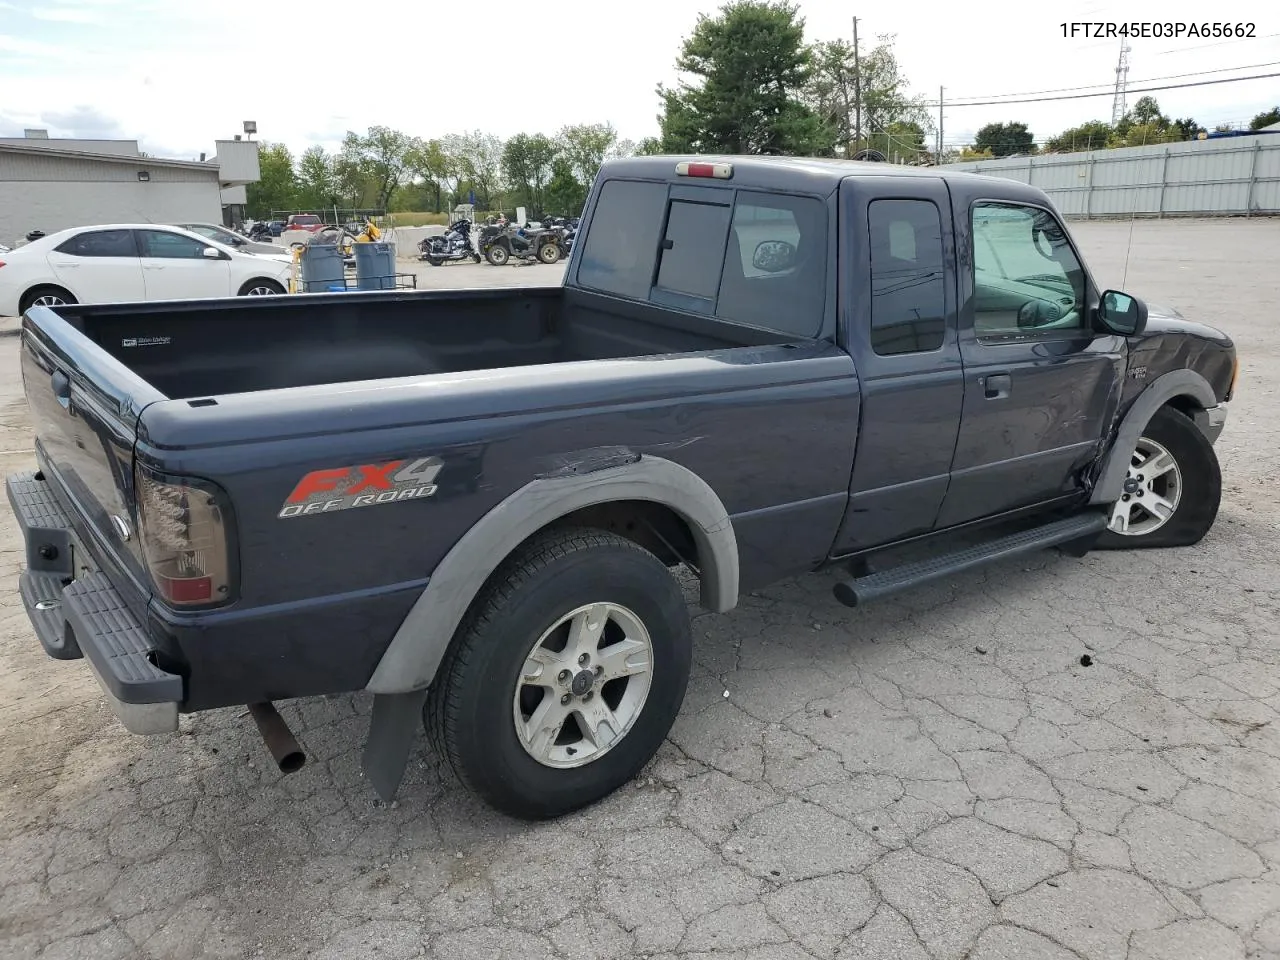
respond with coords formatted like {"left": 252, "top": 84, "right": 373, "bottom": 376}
{"left": 427, "top": 257, "right": 443, "bottom": 267}
{"left": 538, "top": 241, "right": 562, "bottom": 264}
{"left": 1096, "top": 406, "right": 1221, "bottom": 549}
{"left": 238, "top": 279, "right": 285, "bottom": 296}
{"left": 19, "top": 285, "right": 76, "bottom": 313}
{"left": 425, "top": 528, "right": 692, "bottom": 819}
{"left": 485, "top": 244, "right": 509, "bottom": 266}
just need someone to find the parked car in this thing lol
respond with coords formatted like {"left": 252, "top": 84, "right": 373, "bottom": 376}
{"left": 267, "top": 220, "right": 286, "bottom": 237}
{"left": 176, "top": 222, "right": 288, "bottom": 256}
{"left": 285, "top": 214, "right": 325, "bottom": 232}
{"left": 5, "top": 156, "right": 1235, "bottom": 822}
{"left": 0, "top": 224, "right": 292, "bottom": 314}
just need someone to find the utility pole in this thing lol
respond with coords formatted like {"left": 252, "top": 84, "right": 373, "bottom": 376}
{"left": 938, "top": 86, "right": 944, "bottom": 164}
{"left": 852, "top": 17, "right": 861, "bottom": 154}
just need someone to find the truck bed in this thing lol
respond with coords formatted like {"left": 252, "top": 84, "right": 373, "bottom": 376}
{"left": 48, "top": 286, "right": 790, "bottom": 399}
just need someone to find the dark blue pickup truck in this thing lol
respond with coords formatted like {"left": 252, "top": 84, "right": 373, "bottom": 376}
{"left": 7, "top": 156, "right": 1236, "bottom": 818}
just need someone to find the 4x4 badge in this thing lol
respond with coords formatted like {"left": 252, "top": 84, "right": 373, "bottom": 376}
{"left": 278, "top": 457, "right": 443, "bottom": 518}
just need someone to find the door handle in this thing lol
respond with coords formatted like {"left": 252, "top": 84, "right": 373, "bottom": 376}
{"left": 51, "top": 370, "right": 71, "bottom": 410}
{"left": 983, "top": 373, "right": 1012, "bottom": 399}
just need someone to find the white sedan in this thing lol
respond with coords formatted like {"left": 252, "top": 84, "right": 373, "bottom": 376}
{"left": 0, "top": 224, "right": 293, "bottom": 316}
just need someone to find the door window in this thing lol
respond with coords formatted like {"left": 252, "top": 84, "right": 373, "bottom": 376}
{"left": 970, "top": 203, "right": 1087, "bottom": 338}
{"left": 137, "top": 230, "right": 213, "bottom": 259}
{"left": 54, "top": 229, "right": 137, "bottom": 257}
{"left": 868, "top": 199, "right": 947, "bottom": 356}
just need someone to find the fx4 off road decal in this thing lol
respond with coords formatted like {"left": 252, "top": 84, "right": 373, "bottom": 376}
{"left": 279, "top": 457, "right": 443, "bottom": 518}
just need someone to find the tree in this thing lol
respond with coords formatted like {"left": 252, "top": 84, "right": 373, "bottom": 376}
{"left": 245, "top": 142, "right": 298, "bottom": 217}
{"left": 808, "top": 35, "right": 930, "bottom": 157}
{"left": 338, "top": 126, "right": 418, "bottom": 210}
{"left": 405, "top": 138, "right": 453, "bottom": 213}
{"left": 973, "top": 122, "right": 1035, "bottom": 157}
{"left": 545, "top": 157, "right": 587, "bottom": 216}
{"left": 558, "top": 123, "right": 618, "bottom": 188}
{"left": 1251, "top": 106, "right": 1280, "bottom": 130}
{"left": 1128, "top": 95, "right": 1167, "bottom": 127}
{"left": 1171, "top": 117, "right": 1206, "bottom": 140}
{"left": 502, "top": 133, "right": 558, "bottom": 212}
{"left": 447, "top": 131, "right": 504, "bottom": 208}
{"left": 1044, "top": 120, "right": 1113, "bottom": 153}
{"left": 656, "top": 0, "right": 833, "bottom": 156}
{"left": 296, "top": 145, "right": 340, "bottom": 210}
{"left": 636, "top": 137, "right": 665, "bottom": 156}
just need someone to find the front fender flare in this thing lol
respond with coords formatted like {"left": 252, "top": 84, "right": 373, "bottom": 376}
{"left": 1088, "top": 369, "right": 1217, "bottom": 506}
{"left": 365, "top": 455, "right": 739, "bottom": 695}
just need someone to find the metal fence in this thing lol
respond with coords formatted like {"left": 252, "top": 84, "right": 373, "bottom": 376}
{"left": 940, "top": 134, "right": 1280, "bottom": 219}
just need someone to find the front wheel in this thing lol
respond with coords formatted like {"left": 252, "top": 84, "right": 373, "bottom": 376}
{"left": 1096, "top": 406, "right": 1221, "bottom": 549}
{"left": 537, "top": 241, "right": 561, "bottom": 264}
{"left": 485, "top": 244, "right": 509, "bottom": 266}
{"left": 238, "top": 279, "right": 285, "bottom": 296}
{"left": 425, "top": 528, "right": 692, "bottom": 819}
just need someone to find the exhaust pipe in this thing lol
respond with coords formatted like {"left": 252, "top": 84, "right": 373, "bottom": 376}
{"left": 247, "top": 702, "right": 306, "bottom": 773}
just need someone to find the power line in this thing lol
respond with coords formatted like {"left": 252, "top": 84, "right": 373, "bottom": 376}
{"left": 921, "top": 71, "right": 1280, "bottom": 108}
{"left": 942, "top": 60, "right": 1280, "bottom": 104}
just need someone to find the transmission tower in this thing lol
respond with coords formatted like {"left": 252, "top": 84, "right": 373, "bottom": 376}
{"left": 1110, "top": 41, "right": 1132, "bottom": 124}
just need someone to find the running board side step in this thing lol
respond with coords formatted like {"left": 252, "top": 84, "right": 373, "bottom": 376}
{"left": 832, "top": 512, "right": 1108, "bottom": 608}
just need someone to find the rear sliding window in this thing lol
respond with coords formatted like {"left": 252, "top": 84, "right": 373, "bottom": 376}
{"left": 578, "top": 179, "right": 827, "bottom": 338}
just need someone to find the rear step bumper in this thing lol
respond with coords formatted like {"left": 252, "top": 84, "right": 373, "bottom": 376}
{"left": 7, "top": 470, "right": 182, "bottom": 735}
{"left": 834, "top": 511, "right": 1108, "bottom": 608}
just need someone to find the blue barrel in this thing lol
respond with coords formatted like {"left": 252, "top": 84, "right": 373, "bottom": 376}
{"left": 300, "top": 244, "right": 346, "bottom": 293}
{"left": 353, "top": 242, "right": 396, "bottom": 291}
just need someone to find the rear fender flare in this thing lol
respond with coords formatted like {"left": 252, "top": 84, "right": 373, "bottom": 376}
{"left": 1089, "top": 369, "right": 1216, "bottom": 506}
{"left": 365, "top": 455, "right": 739, "bottom": 695}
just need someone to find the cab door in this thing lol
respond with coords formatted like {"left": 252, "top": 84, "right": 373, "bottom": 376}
{"left": 936, "top": 200, "right": 1125, "bottom": 527}
{"left": 833, "top": 176, "right": 965, "bottom": 553}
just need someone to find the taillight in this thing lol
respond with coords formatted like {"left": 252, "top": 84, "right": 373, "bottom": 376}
{"left": 134, "top": 464, "right": 234, "bottom": 607}
{"left": 675, "top": 161, "right": 733, "bottom": 179}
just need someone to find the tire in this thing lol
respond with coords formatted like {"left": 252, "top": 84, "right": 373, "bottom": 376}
{"left": 425, "top": 527, "right": 692, "bottom": 819}
{"left": 485, "top": 244, "right": 509, "bottom": 266}
{"left": 427, "top": 257, "right": 443, "bottom": 267}
{"left": 537, "top": 241, "right": 561, "bottom": 264}
{"left": 472, "top": 253, "right": 482, "bottom": 264}
{"left": 19, "top": 285, "right": 76, "bottom": 314}
{"left": 238, "top": 279, "right": 285, "bottom": 296}
{"left": 1096, "top": 406, "right": 1221, "bottom": 549}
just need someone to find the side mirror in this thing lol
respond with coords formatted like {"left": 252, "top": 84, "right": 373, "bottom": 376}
{"left": 1098, "top": 289, "right": 1147, "bottom": 335}
{"left": 752, "top": 239, "right": 797, "bottom": 273}
{"left": 202, "top": 246, "right": 223, "bottom": 259}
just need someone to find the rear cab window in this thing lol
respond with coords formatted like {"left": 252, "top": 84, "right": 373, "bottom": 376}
{"left": 577, "top": 179, "right": 828, "bottom": 339}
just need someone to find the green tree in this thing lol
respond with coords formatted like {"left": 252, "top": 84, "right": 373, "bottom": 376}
{"left": 974, "top": 122, "right": 1035, "bottom": 157}
{"left": 502, "top": 133, "right": 558, "bottom": 213}
{"left": 558, "top": 123, "right": 618, "bottom": 188}
{"left": 446, "top": 131, "right": 504, "bottom": 209}
{"left": 245, "top": 142, "right": 298, "bottom": 218}
{"left": 1044, "top": 120, "right": 1113, "bottom": 153}
{"left": 338, "top": 126, "right": 419, "bottom": 210}
{"left": 807, "top": 35, "right": 930, "bottom": 157}
{"left": 405, "top": 138, "right": 453, "bottom": 212}
{"left": 636, "top": 136, "right": 665, "bottom": 155}
{"left": 544, "top": 157, "right": 587, "bottom": 216}
{"left": 1250, "top": 106, "right": 1280, "bottom": 130}
{"left": 656, "top": 0, "right": 833, "bottom": 156}
{"left": 296, "top": 145, "right": 340, "bottom": 210}
{"left": 1171, "top": 117, "right": 1206, "bottom": 140}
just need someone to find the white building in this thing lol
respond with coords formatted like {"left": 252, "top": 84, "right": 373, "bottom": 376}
{"left": 0, "top": 130, "right": 261, "bottom": 245}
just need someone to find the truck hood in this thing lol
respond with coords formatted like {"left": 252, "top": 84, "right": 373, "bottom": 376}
{"left": 1141, "top": 303, "right": 1233, "bottom": 349}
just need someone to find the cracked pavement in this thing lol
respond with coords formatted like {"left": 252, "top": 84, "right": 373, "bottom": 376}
{"left": 2, "top": 219, "right": 1279, "bottom": 960}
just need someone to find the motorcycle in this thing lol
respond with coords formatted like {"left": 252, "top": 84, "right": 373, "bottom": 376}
{"left": 247, "top": 221, "right": 275, "bottom": 242}
{"left": 419, "top": 219, "right": 481, "bottom": 265}
{"left": 478, "top": 221, "right": 562, "bottom": 266}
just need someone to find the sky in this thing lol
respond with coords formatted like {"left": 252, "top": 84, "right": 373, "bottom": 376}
{"left": 0, "top": 0, "right": 1277, "bottom": 161}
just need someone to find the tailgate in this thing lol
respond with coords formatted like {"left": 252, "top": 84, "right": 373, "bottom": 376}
{"left": 19, "top": 306, "right": 168, "bottom": 610}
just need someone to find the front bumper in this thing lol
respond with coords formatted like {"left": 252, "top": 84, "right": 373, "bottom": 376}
{"left": 6, "top": 470, "right": 181, "bottom": 735}
{"left": 1195, "top": 403, "right": 1228, "bottom": 445}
